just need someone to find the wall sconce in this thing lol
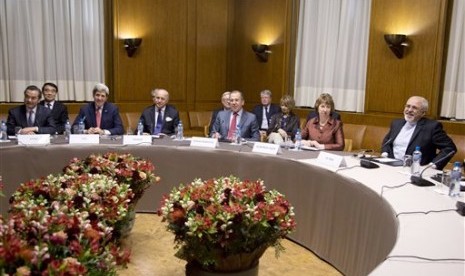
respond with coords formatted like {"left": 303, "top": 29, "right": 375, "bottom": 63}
{"left": 123, "top": 38, "right": 142, "bottom": 57}
{"left": 384, "top": 34, "right": 408, "bottom": 59}
{"left": 251, "top": 44, "right": 271, "bottom": 62}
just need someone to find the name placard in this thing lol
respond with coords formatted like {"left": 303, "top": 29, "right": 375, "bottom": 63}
{"left": 69, "top": 134, "right": 100, "bottom": 144}
{"left": 17, "top": 134, "right": 50, "bottom": 145}
{"left": 252, "top": 142, "right": 281, "bottom": 155}
{"left": 190, "top": 137, "right": 218, "bottom": 149}
{"left": 315, "top": 151, "right": 347, "bottom": 168}
{"left": 122, "top": 135, "right": 152, "bottom": 145}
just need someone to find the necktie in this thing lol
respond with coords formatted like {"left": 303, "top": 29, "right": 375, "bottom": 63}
{"left": 96, "top": 107, "right": 102, "bottom": 128}
{"left": 154, "top": 108, "right": 163, "bottom": 134}
{"left": 47, "top": 103, "right": 52, "bottom": 110}
{"left": 227, "top": 112, "right": 238, "bottom": 140}
{"left": 27, "top": 110, "right": 34, "bottom": 127}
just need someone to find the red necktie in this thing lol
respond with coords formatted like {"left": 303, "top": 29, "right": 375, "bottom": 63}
{"left": 227, "top": 112, "right": 238, "bottom": 139}
{"left": 96, "top": 107, "right": 102, "bottom": 128}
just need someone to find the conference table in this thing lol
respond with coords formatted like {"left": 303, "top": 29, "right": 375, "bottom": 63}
{"left": 0, "top": 136, "right": 463, "bottom": 276}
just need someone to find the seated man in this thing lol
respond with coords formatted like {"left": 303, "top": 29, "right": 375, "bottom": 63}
{"left": 211, "top": 90, "right": 260, "bottom": 141}
{"left": 7, "top": 85, "right": 56, "bottom": 135}
{"left": 209, "top": 91, "right": 231, "bottom": 134}
{"left": 251, "top": 89, "right": 280, "bottom": 136}
{"left": 139, "top": 88, "right": 180, "bottom": 135}
{"left": 72, "top": 83, "right": 124, "bottom": 135}
{"left": 381, "top": 96, "right": 456, "bottom": 170}
{"left": 40, "top": 82, "right": 69, "bottom": 134}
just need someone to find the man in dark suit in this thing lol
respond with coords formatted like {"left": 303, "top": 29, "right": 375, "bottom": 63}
{"left": 139, "top": 88, "right": 180, "bottom": 135}
{"left": 6, "top": 85, "right": 56, "bottom": 135}
{"left": 211, "top": 90, "right": 260, "bottom": 141}
{"left": 251, "top": 89, "right": 280, "bottom": 137}
{"left": 40, "top": 82, "right": 69, "bottom": 134}
{"left": 208, "top": 91, "right": 230, "bottom": 134}
{"left": 381, "top": 96, "right": 456, "bottom": 170}
{"left": 72, "top": 83, "right": 124, "bottom": 135}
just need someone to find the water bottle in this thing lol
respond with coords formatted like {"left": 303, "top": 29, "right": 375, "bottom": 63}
{"left": 234, "top": 126, "right": 241, "bottom": 144}
{"left": 411, "top": 146, "right": 422, "bottom": 176}
{"left": 294, "top": 129, "right": 302, "bottom": 151}
{"left": 137, "top": 120, "right": 144, "bottom": 136}
{"left": 0, "top": 120, "right": 7, "bottom": 140}
{"left": 78, "top": 119, "right": 85, "bottom": 134}
{"left": 449, "top": 162, "right": 462, "bottom": 197}
{"left": 64, "top": 120, "right": 71, "bottom": 139}
{"left": 176, "top": 121, "right": 184, "bottom": 140}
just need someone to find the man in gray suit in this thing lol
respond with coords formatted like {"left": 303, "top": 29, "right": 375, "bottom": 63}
{"left": 211, "top": 90, "right": 260, "bottom": 141}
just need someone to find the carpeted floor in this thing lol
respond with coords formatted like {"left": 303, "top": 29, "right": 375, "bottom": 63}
{"left": 118, "top": 213, "right": 341, "bottom": 276}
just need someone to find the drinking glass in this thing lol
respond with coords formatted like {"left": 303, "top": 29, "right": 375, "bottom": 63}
{"left": 72, "top": 125, "right": 79, "bottom": 135}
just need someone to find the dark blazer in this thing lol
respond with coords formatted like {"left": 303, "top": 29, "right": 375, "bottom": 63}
{"left": 72, "top": 102, "right": 124, "bottom": 135}
{"left": 306, "top": 111, "right": 341, "bottom": 122}
{"left": 40, "top": 100, "right": 69, "bottom": 134}
{"left": 211, "top": 110, "right": 260, "bottom": 141}
{"left": 252, "top": 104, "right": 280, "bottom": 130}
{"left": 266, "top": 112, "right": 301, "bottom": 140}
{"left": 381, "top": 118, "right": 457, "bottom": 170}
{"left": 139, "top": 104, "right": 180, "bottom": 135}
{"left": 6, "top": 105, "right": 57, "bottom": 135}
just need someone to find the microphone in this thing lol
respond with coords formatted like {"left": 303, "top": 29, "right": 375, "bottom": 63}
{"left": 410, "top": 150, "right": 456, "bottom": 186}
{"left": 381, "top": 137, "right": 393, "bottom": 149}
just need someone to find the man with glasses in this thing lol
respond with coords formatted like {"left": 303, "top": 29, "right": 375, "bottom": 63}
{"left": 381, "top": 96, "right": 456, "bottom": 170}
{"left": 40, "top": 82, "right": 69, "bottom": 134}
{"left": 6, "top": 85, "right": 56, "bottom": 135}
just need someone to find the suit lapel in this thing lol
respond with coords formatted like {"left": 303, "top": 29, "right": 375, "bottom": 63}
{"left": 407, "top": 119, "right": 425, "bottom": 149}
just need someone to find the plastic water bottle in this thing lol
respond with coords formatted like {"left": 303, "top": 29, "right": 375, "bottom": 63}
{"left": 176, "top": 121, "right": 184, "bottom": 140}
{"left": 78, "top": 119, "right": 85, "bottom": 134}
{"left": 0, "top": 120, "right": 7, "bottom": 140}
{"left": 137, "top": 120, "right": 144, "bottom": 136}
{"left": 449, "top": 162, "right": 462, "bottom": 197}
{"left": 64, "top": 120, "right": 71, "bottom": 139}
{"left": 411, "top": 146, "right": 422, "bottom": 176}
{"left": 234, "top": 126, "right": 241, "bottom": 144}
{"left": 294, "top": 129, "right": 302, "bottom": 151}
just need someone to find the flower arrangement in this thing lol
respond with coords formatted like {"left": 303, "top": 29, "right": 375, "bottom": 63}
{"left": 63, "top": 152, "right": 160, "bottom": 205}
{"left": 1, "top": 174, "right": 131, "bottom": 275}
{"left": 158, "top": 176, "right": 296, "bottom": 273}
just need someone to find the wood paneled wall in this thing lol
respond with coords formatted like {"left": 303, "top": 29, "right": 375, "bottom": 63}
{"left": 365, "top": 0, "right": 448, "bottom": 117}
{"left": 113, "top": 0, "right": 232, "bottom": 112}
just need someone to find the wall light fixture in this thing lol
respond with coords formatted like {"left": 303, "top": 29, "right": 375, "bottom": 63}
{"left": 251, "top": 44, "right": 271, "bottom": 62}
{"left": 124, "top": 38, "right": 142, "bottom": 57}
{"left": 384, "top": 34, "right": 408, "bottom": 59}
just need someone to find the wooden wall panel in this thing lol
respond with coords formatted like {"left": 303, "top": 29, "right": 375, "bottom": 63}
{"left": 365, "top": 0, "right": 448, "bottom": 117}
{"left": 229, "top": 0, "right": 293, "bottom": 108}
{"left": 114, "top": 0, "right": 188, "bottom": 109}
{"left": 193, "top": 0, "right": 231, "bottom": 111}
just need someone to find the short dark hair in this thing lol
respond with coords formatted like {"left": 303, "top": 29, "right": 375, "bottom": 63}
{"left": 42, "top": 82, "right": 58, "bottom": 93}
{"left": 24, "top": 85, "right": 42, "bottom": 99}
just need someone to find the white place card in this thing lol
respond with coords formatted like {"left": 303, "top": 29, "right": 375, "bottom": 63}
{"left": 190, "top": 137, "right": 218, "bottom": 149}
{"left": 17, "top": 134, "right": 50, "bottom": 145}
{"left": 252, "top": 142, "right": 282, "bottom": 155}
{"left": 315, "top": 151, "right": 347, "bottom": 168}
{"left": 123, "top": 135, "right": 152, "bottom": 145}
{"left": 69, "top": 134, "right": 100, "bottom": 144}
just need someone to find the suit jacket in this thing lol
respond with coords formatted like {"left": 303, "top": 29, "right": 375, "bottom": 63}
{"left": 139, "top": 104, "right": 180, "bottom": 135}
{"left": 267, "top": 112, "right": 300, "bottom": 139}
{"left": 381, "top": 118, "right": 457, "bottom": 170}
{"left": 209, "top": 107, "right": 228, "bottom": 133}
{"left": 40, "top": 100, "right": 69, "bottom": 134}
{"left": 6, "top": 105, "right": 57, "bottom": 135}
{"left": 72, "top": 102, "right": 124, "bottom": 135}
{"left": 252, "top": 104, "right": 280, "bottom": 130}
{"left": 211, "top": 110, "right": 260, "bottom": 141}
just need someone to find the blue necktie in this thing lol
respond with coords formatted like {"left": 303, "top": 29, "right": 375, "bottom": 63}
{"left": 154, "top": 109, "right": 163, "bottom": 134}
{"left": 27, "top": 110, "right": 34, "bottom": 127}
